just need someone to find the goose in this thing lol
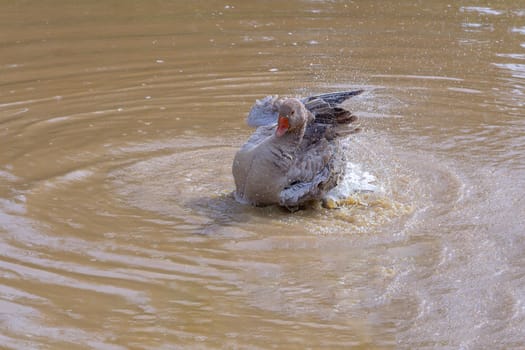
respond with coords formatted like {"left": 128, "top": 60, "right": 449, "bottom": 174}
{"left": 232, "top": 90, "right": 363, "bottom": 210}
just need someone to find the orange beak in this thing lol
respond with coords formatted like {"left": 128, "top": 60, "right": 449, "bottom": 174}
{"left": 275, "top": 116, "right": 289, "bottom": 137}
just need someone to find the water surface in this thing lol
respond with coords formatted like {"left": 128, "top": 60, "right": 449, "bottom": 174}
{"left": 1, "top": 1, "right": 524, "bottom": 349}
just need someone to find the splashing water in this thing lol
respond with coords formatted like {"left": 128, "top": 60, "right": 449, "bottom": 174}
{"left": 324, "top": 161, "right": 380, "bottom": 208}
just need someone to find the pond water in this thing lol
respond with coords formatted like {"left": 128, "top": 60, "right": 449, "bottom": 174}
{"left": 1, "top": 1, "right": 524, "bottom": 349}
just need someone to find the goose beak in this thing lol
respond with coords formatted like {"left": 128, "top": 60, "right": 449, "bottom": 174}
{"left": 276, "top": 116, "right": 289, "bottom": 137}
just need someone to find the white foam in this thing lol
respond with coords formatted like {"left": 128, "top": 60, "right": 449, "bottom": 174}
{"left": 325, "top": 162, "right": 380, "bottom": 202}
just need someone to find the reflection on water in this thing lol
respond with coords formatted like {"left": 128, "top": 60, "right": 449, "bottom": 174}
{"left": 1, "top": 1, "right": 524, "bottom": 349}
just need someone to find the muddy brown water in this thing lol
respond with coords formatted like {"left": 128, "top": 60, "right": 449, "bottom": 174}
{"left": 1, "top": 1, "right": 524, "bottom": 349}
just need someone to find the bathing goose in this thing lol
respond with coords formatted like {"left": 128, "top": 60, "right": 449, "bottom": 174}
{"left": 232, "top": 90, "right": 362, "bottom": 210}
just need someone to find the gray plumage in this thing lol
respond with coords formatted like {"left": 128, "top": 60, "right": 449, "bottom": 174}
{"left": 233, "top": 90, "right": 362, "bottom": 210}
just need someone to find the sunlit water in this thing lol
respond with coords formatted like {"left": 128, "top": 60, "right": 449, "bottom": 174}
{"left": 1, "top": 1, "right": 524, "bottom": 349}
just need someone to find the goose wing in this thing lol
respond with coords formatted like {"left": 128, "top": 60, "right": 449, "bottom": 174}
{"left": 279, "top": 139, "right": 344, "bottom": 209}
{"left": 246, "top": 95, "right": 281, "bottom": 127}
{"left": 303, "top": 90, "right": 363, "bottom": 106}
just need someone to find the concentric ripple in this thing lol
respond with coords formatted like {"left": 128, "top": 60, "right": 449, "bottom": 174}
{"left": 105, "top": 129, "right": 459, "bottom": 240}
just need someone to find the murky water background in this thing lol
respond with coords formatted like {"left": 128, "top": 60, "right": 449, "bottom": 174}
{"left": 1, "top": 1, "right": 524, "bottom": 349}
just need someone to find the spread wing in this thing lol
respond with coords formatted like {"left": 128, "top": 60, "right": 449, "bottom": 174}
{"left": 246, "top": 95, "right": 281, "bottom": 127}
{"left": 304, "top": 90, "right": 362, "bottom": 141}
{"left": 303, "top": 90, "right": 364, "bottom": 106}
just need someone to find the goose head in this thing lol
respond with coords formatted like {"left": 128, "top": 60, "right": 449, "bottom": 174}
{"left": 275, "top": 98, "right": 309, "bottom": 137}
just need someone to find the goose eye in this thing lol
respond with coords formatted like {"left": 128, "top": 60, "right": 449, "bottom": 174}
{"left": 291, "top": 110, "right": 295, "bottom": 115}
